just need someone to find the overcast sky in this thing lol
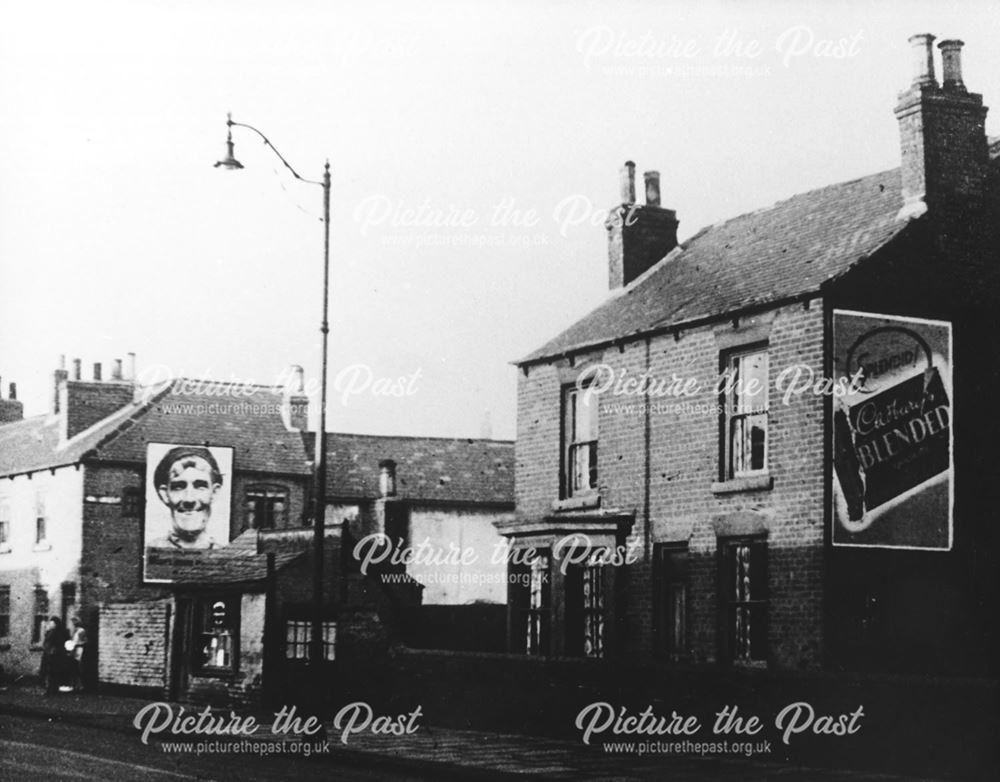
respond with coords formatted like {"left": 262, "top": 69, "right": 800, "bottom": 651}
{"left": 2, "top": 1, "right": 997, "bottom": 440}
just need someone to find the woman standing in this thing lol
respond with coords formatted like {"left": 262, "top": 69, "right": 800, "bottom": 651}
{"left": 40, "top": 616, "right": 69, "bottom": 696}
{"left": 67, "top": 616, "right": 88, "bottom": 692}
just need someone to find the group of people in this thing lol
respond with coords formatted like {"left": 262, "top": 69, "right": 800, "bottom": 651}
{"left": 40, "top": 615, "right": 89, "bottom": 695}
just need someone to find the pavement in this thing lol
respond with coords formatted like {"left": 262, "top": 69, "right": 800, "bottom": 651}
{"left": 0, "top": 679, "right": 942, "bottom": 781}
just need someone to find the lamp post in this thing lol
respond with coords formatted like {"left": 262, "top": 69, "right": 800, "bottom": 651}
{"left": 216, "top": 114, "right": 331, "bottom": 697}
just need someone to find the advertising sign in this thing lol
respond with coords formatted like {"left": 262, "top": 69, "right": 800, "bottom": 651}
{"left": 143, "top": 442, "right": 235, "bottom": 582}
{"left": 832, "top": 311, "right": 953, "bottom": 549}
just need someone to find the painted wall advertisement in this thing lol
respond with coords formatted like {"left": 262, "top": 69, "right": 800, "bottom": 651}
{"left": 832, "top": 310, "right": 953, "bottom": 549}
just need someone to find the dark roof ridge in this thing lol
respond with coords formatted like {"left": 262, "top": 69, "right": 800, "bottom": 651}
{"left": 322, "top": 431, "right": 514, "bottom": 445}
{"left": 155, "top": 377, "right": 289, "bottom": 393}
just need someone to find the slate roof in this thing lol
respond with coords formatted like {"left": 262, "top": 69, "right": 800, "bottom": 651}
{"left": 524, "top": 141, "right": 1000, "bottom": 365}
{"left": 308, "top": 433, "right": 515, "bottom": 506}
{"left": 0, "top": 387, "right": 168, "bottom": 478}
{"left": 519, "top": 167, "right": 911, "bottom": 364}
{"left": 155, "top": 531, "right": 306, "bottom": 586}
{"left": 0, "top": 381, "right": 311, "bottom": 478}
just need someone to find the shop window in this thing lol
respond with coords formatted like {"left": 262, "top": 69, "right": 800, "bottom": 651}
{"left": 510, "top": 549, "right": 550, "bottom": 655}
{"left": 244, "top": 484, "right": 289, "bottom": 530}
{"left": 719, "top": 538, "right": 768, "bottom": 664}
{"left": 721, "top": 348, "right": 769, "bottom": 478}
{"left": 562, "top": 385, "right": 598, "bottom": 497}
{"left": 566, "top": 555, "right": 605, "bottom": 658}
{"left": 285, "top": 619, "right": 336, "bottom": 661}
{"left": 654, "top": 543, "right": 688, "bottom": 660}
{"left": 32, "top": 586, "right": 49, "bottom": 644}
{"left": 0, "top": 585, "right": 10, "bottom": 638}
{"left": 194, "top": 597, "right": 239, "bottom": 673}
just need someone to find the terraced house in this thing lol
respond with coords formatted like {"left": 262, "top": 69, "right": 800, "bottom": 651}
{"left": 0, "top": 357, "right": 312, "bottom": 682}
{"left": 500, "top": 34, "right": 999, "bottom": 675}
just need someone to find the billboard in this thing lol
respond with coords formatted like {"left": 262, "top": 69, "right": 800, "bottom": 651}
{"left": 832, "top": 311, "right": 953, "bottom": 550}
{"left": 143, "top": 442, "right": 235, "bottom": 582}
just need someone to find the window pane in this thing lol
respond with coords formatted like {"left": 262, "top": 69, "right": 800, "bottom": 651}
{"left": 726, "top": 351, "right": 768, "bottom": 477}
{"left": 723, "top": 541, "right": 767, "bottom": 663}
{"left": 736, "top": 353, "right": 768, "bottom": 413}
{"left": 573, "top": 390, "right": 597, "bottom": 442}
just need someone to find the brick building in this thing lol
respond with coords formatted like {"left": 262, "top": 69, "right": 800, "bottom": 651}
{"left": 317, "top": 433, "right": 514, "bottom": 651}
{"left": 0, "top": 357, "right": 312, "bottom": 681}
{"left": 499, "top": 34, "right": 999, "bottom": 674}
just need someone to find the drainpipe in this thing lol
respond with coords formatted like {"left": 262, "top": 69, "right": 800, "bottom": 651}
{"left": 643, "top": 337, "right": 652, "bottom": 561}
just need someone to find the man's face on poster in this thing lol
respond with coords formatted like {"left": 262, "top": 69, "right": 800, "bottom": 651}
{"left": 157, "top": 455, "right": 220, "bottom": 541}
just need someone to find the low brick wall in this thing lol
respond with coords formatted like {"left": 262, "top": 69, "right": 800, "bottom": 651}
{"left": 98, "top": 600, "right": 170, "bottom": 691}
{"left": 374, "top": 648, "right": 998, "bottom": 780}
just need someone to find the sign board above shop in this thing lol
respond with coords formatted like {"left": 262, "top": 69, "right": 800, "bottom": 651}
{"left": 831, "top": 310, "right": 953, "bottom": 550}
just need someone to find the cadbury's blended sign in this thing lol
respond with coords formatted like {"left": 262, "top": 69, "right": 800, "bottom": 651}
{"left": 832, "top": 311, "right": 953, "bottom": 549}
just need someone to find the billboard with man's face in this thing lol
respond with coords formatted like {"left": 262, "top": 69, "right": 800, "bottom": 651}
{"left": 143, "top": 442, "right": 235, "bottom": 582}
{"left": 832, "top": 310, "right": 953, "bottom": 550}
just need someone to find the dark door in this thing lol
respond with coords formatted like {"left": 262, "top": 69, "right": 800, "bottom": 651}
{"left": 170, "top": 598, "right": 193, "bottom": 701}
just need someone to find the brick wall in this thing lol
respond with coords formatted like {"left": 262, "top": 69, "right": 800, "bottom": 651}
{"left": 515, "top": 300, "right": 826, "bottom": 670}
{"left": 65, "top": 381, "right": 134, "bottom": 439}
{"left": 99, "top": 600, "right": 170, "bottom": 689}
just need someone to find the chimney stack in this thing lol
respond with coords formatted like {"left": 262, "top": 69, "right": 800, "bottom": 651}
{"left": 57, "top": 354, "right": 135, "bottom": 439}
{"left": 0, "top": 376, "right": 24, "bottom": 423}
{"left": 895, "top": 33, "right": 989, "bottom": 217}
{"left": 607, "top": 160, "right": 679, "bottom": 289}
{"left": 127, "top": 352, "right": 136, "bottom": 381}
{"left": 282, "top": 364, "right": 309, "bottom": 431}
{"left": 53, "top": 356, "right": 68, "bottom": 414}
{"left": 112, "top": 358, "right": 123, "bottom": 381}
{"left": 379, "top": 459, "right": 398, "bottom": 498}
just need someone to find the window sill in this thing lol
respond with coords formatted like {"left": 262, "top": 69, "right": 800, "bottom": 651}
{"left": 191, "top": 668, "right": 238, "bottom": 680}
{"left": 551, "top": 494, "right": 601, "bottom": 513}
{"left": 711, "top": 475, "right": 773, "bottom": 495}
{"left": 32, "top": 542, "right": 52, "bottom": 552}
{"left": 730, "top": 659, "right": 768, "bottom": 670}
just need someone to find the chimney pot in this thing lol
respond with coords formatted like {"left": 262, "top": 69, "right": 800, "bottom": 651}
{"left": 9, "top": 382, "right": 16, "bottom": 401}
{"left": 938, "top": 39, "right": 966, "bottom": 91}
{"left": 619, "top": 161, "right": 636, "bottom": 204}
{"left": 291, "top": 364, "right": 305, "bottom": 394}
{"left": 112, "top": 359, "right": 123, "bottom": 381}
{"left": 59, "top": 354, "right": 66, "bottom": 370}
{"left": 93, "top": 362, "right": 102, "bottom": 381}
{"left": 908, "top": 33, "right": 937, "bottom": 87}
{"left": 643, "top": 171, "right": 661, "bottom": 207}
{"left": 73, "top": 359, "right": 82, "bottom": 381}
{"left": 127, "top": 352, "right": 137, "bottom": 381}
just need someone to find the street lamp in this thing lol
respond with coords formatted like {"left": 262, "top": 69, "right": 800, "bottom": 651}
{"left": 216, "top": 114, "right": 331, "bottom": 698}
